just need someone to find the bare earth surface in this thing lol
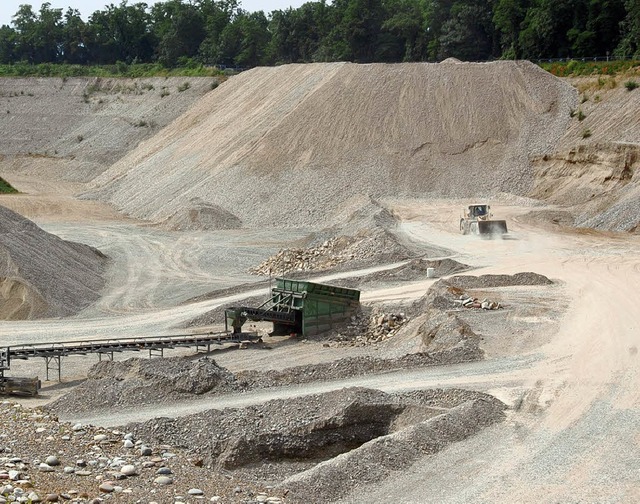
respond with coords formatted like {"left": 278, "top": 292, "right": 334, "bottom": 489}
{"left": 0, "top": 62, "right": 639, "bottom": 503}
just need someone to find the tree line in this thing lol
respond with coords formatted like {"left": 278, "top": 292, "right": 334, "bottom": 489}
{"left": 0, "top": 0, "right": 638, "bottom": 69}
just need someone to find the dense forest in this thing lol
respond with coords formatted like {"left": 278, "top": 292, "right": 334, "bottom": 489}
{"left": 0, "top": 0, "right": 638, "bottom": 68}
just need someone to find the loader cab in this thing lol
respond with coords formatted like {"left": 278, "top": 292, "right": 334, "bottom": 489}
{"left": 468, "top": 204, "right": 489, "bottom": 218}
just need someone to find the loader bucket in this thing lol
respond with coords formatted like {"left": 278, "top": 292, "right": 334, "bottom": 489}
{"left": 477, "top": 220, "right": 508, "bottom": 235}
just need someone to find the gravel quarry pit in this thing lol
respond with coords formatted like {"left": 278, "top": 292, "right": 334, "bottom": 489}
{"left": 1, "top": 60, "right": 639, "bottom": 503}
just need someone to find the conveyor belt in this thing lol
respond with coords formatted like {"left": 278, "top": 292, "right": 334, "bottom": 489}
{"left": 1, "top": 331, "right": 248, "bottom": 382}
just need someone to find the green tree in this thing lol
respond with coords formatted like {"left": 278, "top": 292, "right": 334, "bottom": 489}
{"left": 493, "top": 0, "right": 529, "bottom": 58}
{"left": 615, "top": 0, "right": 640, "bottom": 58}
{"left": 61, "top": 8, "right": 89, "bottom": 64}
{"left": 87, "top": 2, "right": 155, "bottom": 64}
{"left": 197, "top": 0, "right": 238, "bottom": 64}
{"left": 268, "top": 2, "right": 331, "bottom": 63}
{"left": 0, "top": 25, "right": 16, "bottom": 64}
{"left": 326, "top": 0, "right": 386, "bottom": 62}
{"left": 151, "top": 0, "right": 206, "bottom": 66}
{"left": 381, "top": 0, "right": 428, "bottom": 61}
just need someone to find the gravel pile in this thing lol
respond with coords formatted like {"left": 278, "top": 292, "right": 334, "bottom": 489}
{"left": 0, "top": 400, "right": 280, "bottom": 504}
{"left": 164, "top": 198, "right": 243, "bottom": 231}
{"left": 85, "top": 61, "right": 574, "bottom": 229}
{"left": 249, "top": 229, "right": 411, "bottom": 276}
{"left": 47, "top": 357, "right": 238, "bottom": 415}
{"left": 0, "top": 205, "right": 107, "bottom": 319}
{"left": 125, "top": 387, "right": 506, "bottom": 499}
{"left": 49, "top": 343, "right": 484, "bottom": 418}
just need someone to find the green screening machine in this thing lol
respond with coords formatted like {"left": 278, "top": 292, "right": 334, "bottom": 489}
{"left": 225, "top": 278, "right": 360, "bottom": 337}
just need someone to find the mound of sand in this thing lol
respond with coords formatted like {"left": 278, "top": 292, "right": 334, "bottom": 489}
{"left": 164, "top": 197, "right": 242, "bottom": 230}
{"left": 0, "top": 205, "right": 107, "bottom": 319}
{"left": 84, "top": 61, "right": 575, "bottom": 229}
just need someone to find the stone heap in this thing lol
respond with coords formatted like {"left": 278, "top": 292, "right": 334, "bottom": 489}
{"left": 331, "top": 309, "right": 409, "bottom": 347}
{"left": 0, "top": 401, "right": 282, "bottom": 503}
{"left": 250, "top": 231, "right": 409, "bottom": 277}
{"left": 250, "top": 238, "right": 344, "bottom": 276}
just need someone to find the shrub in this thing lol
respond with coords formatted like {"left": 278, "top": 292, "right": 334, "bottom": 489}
{"left": 160, "top": 87, "right": 170, "bottom": 98}
{"left": 177, "top": 82, "right": 191, "bottom": 92}
{"left": 624, "top": 80, "right": 639, "bottom": 91}
{"left": 581, "top": 128, "right": 592, "bottom": 138}
{"left": 577, "top": 109, "right": 586, "bottom": 121}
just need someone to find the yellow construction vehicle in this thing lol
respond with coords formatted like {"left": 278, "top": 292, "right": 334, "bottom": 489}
{"left": 460, "top": 204, "right": 508, "bottom": 236}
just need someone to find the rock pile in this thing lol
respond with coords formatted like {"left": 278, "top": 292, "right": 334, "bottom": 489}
{"left": 249, "top": 238, "right": 344, "bottom": 275}
{"left": 331, "top": 309, "right": 409, "bottom": 347}
{"left": 0, "top": 401, "right": 281, "bottom": 503}
{"left": 249, "top": 231, "right": 410, "bottom": 276}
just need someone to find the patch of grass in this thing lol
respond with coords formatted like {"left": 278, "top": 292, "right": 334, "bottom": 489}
{"left": 210, "top": 80, "right": 219, "bottom": 90}
{"left": 541, "top": 59, "right": 640, "bottom": 78}
{"left": 177, "top": 82, "right": 191, "bottom": 92}
{"left": 0, "top": 62, "right": 225, "bottom": 78}
{"left": 580, "top": 94, "right": 589, "bottom": 103}
{"left": 624, "top": 80, "right": 639, "bottom": 91}
{"left": 160, "top": 87, "right": 170, "bottom": 98}
{"left": 577, "top": 109, "right": 586, "bottom": 121}
{"left": 581, "top": 128, "right": 592, "bottom": 138}
{"left": 0, "top": 177, "right": 18, "bottom": 194}
{"left": 594, "top": 94, "right": 601, "bottom": 103}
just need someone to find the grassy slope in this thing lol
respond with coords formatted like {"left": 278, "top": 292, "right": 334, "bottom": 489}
{"left": 0, "top": 177, "right": 18, "bottom": 194}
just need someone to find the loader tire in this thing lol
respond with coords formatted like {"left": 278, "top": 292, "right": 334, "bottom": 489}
{"left": 460, "top": 219, "right": 468, "bottom": 235}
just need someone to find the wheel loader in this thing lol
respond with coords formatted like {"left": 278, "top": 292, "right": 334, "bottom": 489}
{"left": 460, "top": 204, "right": 508, "bottom": 236}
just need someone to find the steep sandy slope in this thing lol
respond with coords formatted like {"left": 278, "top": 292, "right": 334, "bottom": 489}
{"left": 84, "top": 61, "right": 575, "bottom": 228}
{"left": 0, "top": 205, "right": 107, "bottom": 320}
{"left": 0, "top": 77, "right": 217, "bottom": 184}
{"left": 530, "top": 73, "right": 640, "bottom": 232}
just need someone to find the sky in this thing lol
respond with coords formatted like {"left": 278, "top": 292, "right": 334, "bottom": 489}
{"left": 0, "top": 0, "right": 309, "bottom": 27}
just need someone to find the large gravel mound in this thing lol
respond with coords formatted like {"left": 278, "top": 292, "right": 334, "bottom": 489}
{"left": 0, "top": 205, "right": 107, "bottom": 319}
{"left": 85, "top": 61, "right": 575, "bottom": 228}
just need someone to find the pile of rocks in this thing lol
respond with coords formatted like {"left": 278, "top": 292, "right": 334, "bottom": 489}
{"left": 0, "top": 401, "right": 283, "bottom": 503}
{"left": 331, "top": 309, "right": 409, "bottom": 347}
{"left": 250, "top": 231, "right": 410, "bottom": 276}
{"left": 249, "top": 238, "right": 344, "bottom": 275}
